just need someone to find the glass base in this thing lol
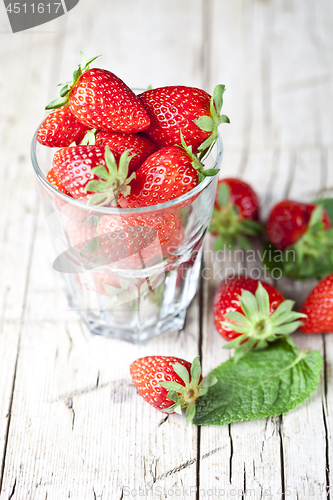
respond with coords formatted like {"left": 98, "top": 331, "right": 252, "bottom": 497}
{"left": 61, "top": 247, "right": 203, "bottom": 343}
{"left": 86, "top": 308, "right": 187, "bottom": 343}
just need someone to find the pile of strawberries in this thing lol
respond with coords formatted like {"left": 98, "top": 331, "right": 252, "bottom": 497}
{"left": 208, "top": 176, "right": 333, "bottom": 338}
{"left": 36, "top": 53, "right": 333, "bottom": 423}
{"left": 37, "top": 52, "right": 229, "bottom": 210}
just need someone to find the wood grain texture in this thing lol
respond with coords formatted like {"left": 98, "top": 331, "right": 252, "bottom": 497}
{"left": 0, "top": 0, "right": 332, "bottom": 498}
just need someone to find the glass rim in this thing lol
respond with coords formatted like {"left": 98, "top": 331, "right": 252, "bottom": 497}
{"left": 30, "top": 127, "right": 223, "bottom": 215}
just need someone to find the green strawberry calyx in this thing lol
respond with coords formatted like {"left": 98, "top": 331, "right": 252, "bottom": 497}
{"left": 179, "top": 132, "right": 220, "bottom": 183}
{"left": 209, "top": 182, "right": 262, "bottom": 251}
{"left": 194, "top": 84, "right": 230, "bottom": 159}
{"left": 159, "top": 356, "right": 217, "bottom": 425}
{"left": 221, "top": 282, "right": 307, "bottom": 362}
{"left": 81, "top": 128, "right": 97, "bottom": 145}
{"left": 85, "top": 147, "right": 136, "bottom": 206}
{"left": 283, "top": 205, "right": 333, "bottom": 276}
{"left": 45, "top": 52, "right": 101, "bottom": 110}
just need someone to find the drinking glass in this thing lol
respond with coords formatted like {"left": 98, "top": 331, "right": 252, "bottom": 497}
{"left": 31, "top": 132, "right": 223, "bottom": 343}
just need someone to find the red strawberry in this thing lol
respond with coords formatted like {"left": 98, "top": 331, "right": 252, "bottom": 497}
{"left": 139, "top": 84, "right": 229, "bottom": 152}
{"left": 52, "top": 145, "right": 135, "bottom": 205}
{"left": 46, "top": 53, "right": 150, "bottom": 133}
{"left": 300, "top": 273, "right": 333, "bottom": 333}
{"left": 266, "top": 200, "right": 331, "bottom": 251}
{"left": 213, "top": 277, "right": 305, "bottom": 360}
{"left": 66, "top": 217, "right": 99, "bottom": 260}
{"left": 96, "top": 210, "right": 184, "bottom": 269}
{"left": 130, "top": 356, "right": 216, "bottom": 424}
{"left": 46, "top": 167, "right": 71, "bottom": 196}
{"left": 266, "top": 200, "right": 333, "bottom": 279}
{"left": 37, "top": 106, "right": 88, "bottom": 148}
{"left": 209, "top": 178, "right": 261, "bottom": 250}
{"left": 118, "top": 146, "right": 206, "bottom": 208}
{"left": 93, "top": 130, "right": 158, "bottom": 174}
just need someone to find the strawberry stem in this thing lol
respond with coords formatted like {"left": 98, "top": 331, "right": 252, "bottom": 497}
{"left": 159, "top": 356, "right": 217, "bottom": 425}
{"left": 195, "top": 84, "right": 230, "bottom": 156}
{"left": 45, "top": 52, "right": 101, "bottom": 111}
{"left": 209, "top": 183, "right": 262, "bottom": 250}
{"left": 221, "top": 283, "right": 307, "bottom": 361}
{"left": 85, "top": 147, "right": 136, "bottom": 206}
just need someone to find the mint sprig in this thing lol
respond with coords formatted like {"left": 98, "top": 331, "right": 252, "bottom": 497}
{"left": 193, "top": 338, "right": 322, "bottom": 426}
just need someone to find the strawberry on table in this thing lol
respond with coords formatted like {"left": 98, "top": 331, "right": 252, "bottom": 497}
{"left": 213, "top": 277, "right": 306, "bottom": 360}
{"left": 37, "top": 106, "right": 88, "bottom": 148}
{"left": 139, "top": 84, "right": 229, "bottom": 153}
{"left": 82, "top": 129, "right": 158, "bottom": 175}
{"left": 130, "top": 356, "right": 217, "bottom": 424}
{"left": 266, "top": 200, "right": 333, "bottom": 279}
{"left": 209, "top": 178, "right": 261, "bottom": 250}
{"left": 52, "top": 145, "right": 136, "bottom": 205}
{"left": 266, "top": 200, "right": 331, "bottom": 250}
{"left": 46, "top": 52, "right": 150, "bottom": 133}
{"left": 300, "top": 273, "right": 333, "bottom": 334}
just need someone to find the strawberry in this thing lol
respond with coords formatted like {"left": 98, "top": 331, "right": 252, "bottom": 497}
{"left": 130, "top": 356, "right": 217, "bottom": 424}
{"left": 52, "top": 145, "right": 136, "bottom": 205}
{"left": 209, "top": 178, "right": 261, "bottom": 250}
{"left": 139, "top": 84, "right": 229, "bottom": 153}
{"left": 300, "top": 273, "right": 333, "bottom": 333}
{"left": 81, "top": 129, "right": 158, "bottom": 175}
{"left": 46, "top": 167, "right": 71, "bottom": 196}
{"left": 46, "top": 53, "right": 150, "bottom": 133}
{"left": 213, "top": 277, "right": 306, "bottom": 360}
{"left": 37, "top": 106, "right": 88, "bottom": 148}
{"left": 118, "top": 145, "right": 215, "bottom": 208}
{"left": 66, "top": 217, "right": 99, "bottom": 260}
{"left": 266, "top": 200, "right": 333, "bottom": 279}
{"left": 96, "top": 210, "right": 184, "bottom": 269}
{"left": 266, "top": 200, "right": 331, "bottom": 251}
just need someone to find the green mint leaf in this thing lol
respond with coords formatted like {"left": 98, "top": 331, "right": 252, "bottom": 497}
{"left": 193, "top": 338, "right": 322, "bottom": 426}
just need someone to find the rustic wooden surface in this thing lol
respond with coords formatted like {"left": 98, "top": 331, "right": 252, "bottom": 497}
{"left": 0, "top": 0, "right": 333, "bottom": 498}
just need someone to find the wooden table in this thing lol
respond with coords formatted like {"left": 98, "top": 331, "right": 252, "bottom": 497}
{"left": 0, "top": 1, "right": 332, "bottom": 498}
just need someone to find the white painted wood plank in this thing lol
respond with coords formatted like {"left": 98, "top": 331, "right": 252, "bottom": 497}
{"left": 274, "top": 150, "right": 329, "bottom": 499}
{"left": 199, "top": 232, "right": 283, "bottom": 498}
{"left": 51, "top": 0, "right": 207, "bottom": 92}
{"left": 0, "top": 208, "right": 201, "bottom": 499}
{"left": 0, "top": 1, "right": 207, "bottom": 497}
{"left": 0, "top": 22, "right": 70, "bottom": 486}
{"left": 0, "top": 0, "right": 333, "bottom": 496}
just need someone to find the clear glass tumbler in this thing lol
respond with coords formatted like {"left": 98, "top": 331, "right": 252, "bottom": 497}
{"left": 31, "top": 132, "right": 223, "bottom": 343}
